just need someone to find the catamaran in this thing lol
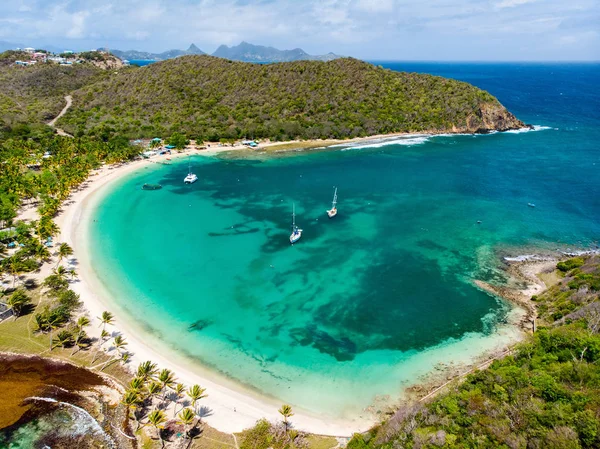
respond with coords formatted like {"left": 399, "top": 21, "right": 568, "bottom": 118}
{"left": 289, "top": 204, "right": 302, "bottom": 244}
{"left": 183, "top": 160, "right": 198, "bottom": 184}
{"left": 327, "top": 187, "right": 338, "bottom": 218}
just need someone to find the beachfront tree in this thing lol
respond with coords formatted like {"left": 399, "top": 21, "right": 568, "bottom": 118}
{"left": 71, "top": 329, "right": 89, "bottom": 355}
{"left": 167, "top": 132, "right": 189, "bottom": 150}
{"left": 172, "top": 383, "right": 186, "bottom": 416}
{"left": 122, "top": 390, "right": 142, "bottom": 423}
{"left": 177, "top": 407, "right": 197, "bottom": 448}
{"left": 57, "top": 242, "right": 73, "bottom": 267}
{"left": 278, "top": 404, "right": 294, "bottom": 430}
{"left": 47, "top": 314, "right": 63, "bottom": 351}
{"left": 91, "top": 329, "right": 110, "bottom": 363}
{"left": 128, "top": 377, "right": 146, "bottom": 393}
{"left": 6, "top": 289, "right": 31, "bottom": 319}
{"left": 113, "top": 335, "right": 128, "bottom": 354}
{"left": 52, "top": 329, "right": 74, "bottom": 349}
{"left": 54, "top": 265, "right": 68, "bottom": 280}
{"left": 99, "top": 310, "right": 114, "bottom": 332}
{"left": 148, "top": 381, "right": 163, "bottom": 402}
{"left": 137, "top": 360, "right": 158, "bottom": 381}
{"left": 187, "top": 385, "right": 207, "bottom": 413}
{"left": 158, "top": 368, "right": 176, "bottom": 399}
{"left": 146, "top": 409, "right": 167, "bottom": 446}
{"left": 33, "top": 244, "right": 51, "bottom": 263}
{"left": 43, "top": 273, "right": 69, "bottom": 293}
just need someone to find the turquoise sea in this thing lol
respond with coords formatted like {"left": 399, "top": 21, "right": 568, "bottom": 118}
{"left": 89, "top": 63, "right": 600, "bottom": 418}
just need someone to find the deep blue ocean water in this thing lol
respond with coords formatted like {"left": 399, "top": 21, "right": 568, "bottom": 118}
{"left": 88, "top": 62, "right": 600, "bottom": 418}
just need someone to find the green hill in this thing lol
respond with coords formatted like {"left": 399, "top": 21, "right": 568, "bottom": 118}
{"left": 0, "top": 52, "right": 108, "bottom": 137}
{"left": 58, "top": 56, "right": 524, "bottom": 140}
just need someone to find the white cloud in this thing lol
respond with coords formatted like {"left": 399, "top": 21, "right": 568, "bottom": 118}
{"left": 0, "top": 0, "right": 597, "bottom": 60}
{"left": 494, "top": 0, "right": 537, "bottom": 9}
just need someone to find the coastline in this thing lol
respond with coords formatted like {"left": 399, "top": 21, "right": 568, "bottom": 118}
{"left": 56, "top": 149, "right": 374, "bottom": 436}
{"left": 42, "top": 129, "right": 554, "bottom": 436}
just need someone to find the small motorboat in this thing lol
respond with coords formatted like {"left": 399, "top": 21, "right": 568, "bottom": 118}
{"left": 528, "top": 203, "right": 536, "bottom": 208}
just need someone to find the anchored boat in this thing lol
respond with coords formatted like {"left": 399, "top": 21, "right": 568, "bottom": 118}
{"left": 289, "top": 204, "right": 302, "bottom": 244}
{"left": 184, "top": 159, "right": 198, "bottom": 184}
{"left": 327, "top": 187, "right": 338, "bottom": 218}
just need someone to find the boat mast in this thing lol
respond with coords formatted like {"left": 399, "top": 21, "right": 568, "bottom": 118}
{"left": 292, "top": 203, "right": 296, "bottom": 231}
{"left": 332, "top": 187, "right": 338, "bottom": 208}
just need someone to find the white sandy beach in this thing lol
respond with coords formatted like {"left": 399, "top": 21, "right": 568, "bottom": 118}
{"left": 55, "top": 148, "right": 373, "bottom": 437}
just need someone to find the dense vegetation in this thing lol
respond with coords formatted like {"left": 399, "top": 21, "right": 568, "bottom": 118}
{"left": 58, "top": 55, "right": 522, "bottom": 141}
{"left": 0, "top": 51, "right": 112, "bottom": 138}
{"left": 0, "top": 134, "right": 140, "bottom": 325}
{"left": 348, "top": 257, "right": 600, "bottom": 449}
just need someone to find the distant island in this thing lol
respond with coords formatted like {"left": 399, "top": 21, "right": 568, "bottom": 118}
{"left": 110, "top": 41, "right": 341, "bottom": 63}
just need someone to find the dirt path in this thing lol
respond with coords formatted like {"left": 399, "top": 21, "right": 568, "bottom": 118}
{"left": 47, "top": 95, "right": 73, "bottom": 137}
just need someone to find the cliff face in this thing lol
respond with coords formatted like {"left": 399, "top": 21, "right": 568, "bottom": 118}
{"left": 464, "top": 103, "right": 527, "bottom": 133}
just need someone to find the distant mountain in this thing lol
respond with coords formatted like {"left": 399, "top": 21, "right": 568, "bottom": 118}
{"left": 0, "top": 41, "right": 24, "bottom": 52}
{"left": 212, "top": 41, "right": 340, "bottom": 62}
{"left": 110, "top": 43, "right": 205, "bottom": 61}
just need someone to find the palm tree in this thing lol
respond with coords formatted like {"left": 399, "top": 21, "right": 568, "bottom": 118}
{"left": 137, "top": 361, "right": 158, "bottom": 381}
{"left": 71, "top": 329, "right": 89, "bottom": 355}
{"left": 34, "top": 313, "right": 48, "bottom": 332}
{"left": 52, "top": 330, "right": 73, "bottom": 350}
{"left": 56, "top": 242, "right": 73, "bottom": 267}
{"left": 113, "top": 335, "right": 128, "bottom": 354}
{"left": 157, "top": 368, "right": 176, "bottom": 400}
{"left": 33, "top": 244, "right": 51, "bottom": 263}
{"left": 54, "top": 265, "right": 68, "bottom": 280}
{"left": 147, "top": 409, "right": 167, "bottom": 447}
{"left": 128, "top": 377, "right": 146, "bottom": 393}
{"left": 278, "top": 404, "right": 294, "bottom": 430}
{"left": 121, "top": 390, "right": 142, "bottom": 425}
{"left": 147, "top": 381, "right": 163, "bottom": 403}
{"left": 91, "top": 329, "right": 110, "bottom": 364}
{"left": 99, "top": 310, "right": 114, "bottom": 332}
{"left": 172, "top": 383, "right": 186, "bottom": 416}
{"left": 76, "top": 316, "right": 90, "bottom": 332}
{"left": 71, "top": 316, "right": 90, "bottom": 354}
{"left": 6, "top": 289, "right": 31, "bottom": 320}
{"left": 47, "top": 314, "right": 63, "bottom": 351}
{"left": 101, "top": 335, "right": 128, "bottom": 371}
{"left": 187, "top": 385, "right": 207, "bottom": 413}
{"left": 177, "top": 407, "right": 197, "bottom": 448}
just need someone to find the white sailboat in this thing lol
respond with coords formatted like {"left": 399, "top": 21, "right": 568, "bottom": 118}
{"left": 289, "top": 204, "right": 302, "bottom": 244}
{"left": 183, "top": 159, "right": 198, "bottom": 184}
{"left": 327, "top": 187, "right": 338, "bottom": 218}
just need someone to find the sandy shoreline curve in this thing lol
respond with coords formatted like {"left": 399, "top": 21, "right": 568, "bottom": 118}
{"left": 56, "top": 148, "right": 375, "bottom": 437}
{"left": 48, "top": 129, "right": 551, "bottom": 436}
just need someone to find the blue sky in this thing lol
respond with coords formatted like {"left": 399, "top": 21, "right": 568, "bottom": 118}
{"left": 1, "top": 0, "right": 598, "bottom": 60}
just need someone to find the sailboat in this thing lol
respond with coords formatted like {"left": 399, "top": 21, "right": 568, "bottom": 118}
{"left": 183, "top": 159, "right": 198, "bottom": 184}
{"left": 289, "top": 204, "right": 302, "bottom": 244}
{"left": 327, "top": 187, "right": 338, "bottom": 218}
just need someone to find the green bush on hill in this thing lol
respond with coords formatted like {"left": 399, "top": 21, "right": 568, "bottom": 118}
{"left": 57, "top": 55, "right": 522, "bottom": 141}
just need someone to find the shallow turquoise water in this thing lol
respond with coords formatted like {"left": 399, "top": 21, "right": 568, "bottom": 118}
{"left": 89, "top": 63, "right": 600, "bottom": 417}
